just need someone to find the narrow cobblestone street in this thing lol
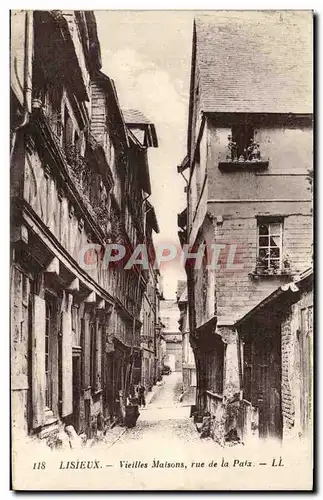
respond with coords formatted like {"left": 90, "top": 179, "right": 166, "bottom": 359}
{"left": 89, "top": 371, "right": 222, "bottom": 489}
{"left": 113, "top": 372, "right": 200, "bottom": 447}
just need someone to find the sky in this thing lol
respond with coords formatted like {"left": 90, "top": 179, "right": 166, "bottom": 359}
{"left": 96, "top": 11, "right": 195, "bottom": 298}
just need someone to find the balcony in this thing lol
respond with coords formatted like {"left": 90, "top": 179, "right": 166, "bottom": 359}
{"left": 218, "top": 135, "right": 269, "bottom": 171}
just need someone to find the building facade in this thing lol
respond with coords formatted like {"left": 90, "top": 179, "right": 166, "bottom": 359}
{"left": 138, "top": 200, "right": 161, "bottom": 391}
{"left": 178, "top": 12, "right": 313, "bottom": 444}
{"left": 236, "top": 269, "right": 313, "bottom": 445}
{"left": 11, "top": 10, "right": 160, "bottom": 447}
{"left": 160, "top": 299, "right": 182, "bottom": 372}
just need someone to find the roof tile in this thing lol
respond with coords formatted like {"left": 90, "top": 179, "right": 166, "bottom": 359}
{"left": 195, "top": 11, "right": 313, "bottom": 114}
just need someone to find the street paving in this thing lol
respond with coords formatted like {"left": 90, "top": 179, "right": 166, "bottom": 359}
{"left": 89, "top": 372, "right": 225, "bottom": 489}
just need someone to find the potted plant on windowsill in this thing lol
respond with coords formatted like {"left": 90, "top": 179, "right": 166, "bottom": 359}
{"left": 281, "top": 254, "right": 298, "bottom": 275}
{"left": 251, "top": 254, "right": 297, "bottom": 278}
{"left": 226, "top": 135, "right": 238, "bottom": 161}
{"left": 255, "top": 256, "right": 268, "bottom": 274}
{"left": 253, "top": 256, "right": 280, "bottom": 276}
{"left": 282, "top": 254, "right": 291, "bottom": 273}
{"left": 246, "top": 139, "right": 261, "bottom": 162}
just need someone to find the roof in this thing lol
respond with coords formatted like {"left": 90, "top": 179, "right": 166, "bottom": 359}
{"left": 123, "top": 109, "right": 151, "bottom": 125}
{"left": 123, "top": 109, "right": 158, "bottom": 147}
{"left": 84, "top": 11, "right": 102, "bottom": 71}
{"left": 194, "top": 11, "right": 313, "bottom": 114}
{"left": 235, "top": 268, "right": 313, "bottom": 328}
{"left": 95, "top": 71, "right": 129, "bottom": 147}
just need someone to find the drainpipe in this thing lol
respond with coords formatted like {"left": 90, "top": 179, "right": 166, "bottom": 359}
{"left": 10, "top": 11, "right": 33, "bottom": 160}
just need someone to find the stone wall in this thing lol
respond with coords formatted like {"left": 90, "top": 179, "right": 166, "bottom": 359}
{"left": 281, "top": 314, "right": 296, "bottom": 435}
{"left": 212, "top": 213, "right": 312, "bottom": 324}
{"left": 281, "top": 287, "right": 313, "bottom": 441}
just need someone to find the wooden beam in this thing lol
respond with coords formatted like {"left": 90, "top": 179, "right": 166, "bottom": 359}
{"left": 84, "top": 291, "right": 96, "bottom": 303}
{"left": 67, "top": 277, "right": 80, "bottom": 293}
{"left": 12, "top": 224, "right": 29, "bottom": 244}
{"left": 45, "top": 257, "right": 60, "bottom": 275}
{"left": 96, "top": 299, "right": 105, "bottom": 310}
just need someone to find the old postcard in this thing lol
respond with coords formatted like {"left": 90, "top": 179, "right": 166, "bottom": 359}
{"left": 10, "top": 10, "right": 313, "bottom": 490}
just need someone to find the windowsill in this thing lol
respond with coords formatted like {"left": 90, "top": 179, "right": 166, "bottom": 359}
{"left": 249, "top": 269, "right": 294, "bottom": 278}
{"left": 218, "top": 160, "right": 269, "bottom": 171}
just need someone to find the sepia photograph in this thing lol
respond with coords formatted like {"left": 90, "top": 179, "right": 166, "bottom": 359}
{"left": 10, "top": 9, "right": 313, "bottom": 491}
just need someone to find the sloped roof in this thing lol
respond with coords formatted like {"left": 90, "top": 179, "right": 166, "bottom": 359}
{"left": 123, "top": 108, "right": 158, "bottom": 147}
{"left": 194, "top": 11, "right": 313, "bottom": 114}
{"left": 235, "top": 267, "right": 313, "bottom": 329}
{"left": 123, "top": 109, "right": 151, "bottom": 125}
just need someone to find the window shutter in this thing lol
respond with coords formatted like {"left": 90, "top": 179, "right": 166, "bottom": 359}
{"left": 96, "top": 323, "right": 102, "bottom": 391}
{"left": 82, "top": 317, "right": 91, "bottom": 390}
{"left": 31, "top": 294, "right": 46, "bottom": 428}
{"left": 61, "top": 309, "right": 73, "bottom": 417}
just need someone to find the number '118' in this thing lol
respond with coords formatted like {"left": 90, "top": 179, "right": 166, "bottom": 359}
{"left": 33, "top": 462, "right": 46, "bottom": 469}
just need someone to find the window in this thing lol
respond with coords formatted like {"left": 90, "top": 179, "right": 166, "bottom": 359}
{"left": 90, "top": 320, "right": 102, "bottom": 393}
{"left": 202, "top": 242, "right": 208, "bottom": 296}
{"left": 71, "top": 305, "right": 80, "bottom": 346}
{"left": 257, "top": 220, "right": 283, "bottom": 271}
{"left": 231, "top": 124, "right": 255, "bottom": 160}
{"left": 44, "top": 85, "right": 63, "bottom": 138}
{"left": 63, "top": 105, "right": 74, "bottom": 151}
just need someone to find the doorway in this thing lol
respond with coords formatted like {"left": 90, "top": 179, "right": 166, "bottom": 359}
{"left": 256, "top": 330, "right": 282, "bottom": 440}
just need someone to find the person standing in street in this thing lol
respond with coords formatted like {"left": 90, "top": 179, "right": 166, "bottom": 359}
{"left": 137, "top": 383, "right": 146, "bottom": 408}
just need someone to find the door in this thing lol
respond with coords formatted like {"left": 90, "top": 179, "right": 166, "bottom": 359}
{"left": 256, "top": 330, "right": 282, "bottom": 440}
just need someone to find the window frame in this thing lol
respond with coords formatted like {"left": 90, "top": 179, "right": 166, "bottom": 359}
{"left": 45, "top": 298, "right": 54, "bottom": 412}
{"left": 257, "top": 218, "right": 284, "bottom": 271}
{"left": 90, "top": 319, "right": 102, "bottom": 394}
{"left": 231, "top": 123, "right": 255, "bottom": 160}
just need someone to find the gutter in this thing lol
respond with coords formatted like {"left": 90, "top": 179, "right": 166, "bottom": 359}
{"left": 10, "top": 11, "right": 33, "bottom": 159}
